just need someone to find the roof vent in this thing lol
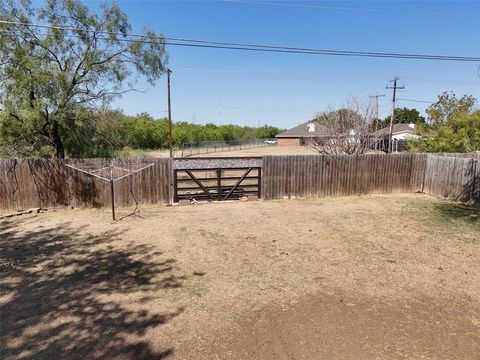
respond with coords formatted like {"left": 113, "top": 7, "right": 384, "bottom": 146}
{"left": 307, "top": 123, "right": 316, "bottom": 132}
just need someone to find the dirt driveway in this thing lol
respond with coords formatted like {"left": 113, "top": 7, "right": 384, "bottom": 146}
{"left": 1, "top": 194, "right": 479, "bottom": 359}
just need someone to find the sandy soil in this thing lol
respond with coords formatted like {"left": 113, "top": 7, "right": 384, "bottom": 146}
{"left": 188, "top": 145, "right": 318, "bottom": 157}
{"left": 1, "top": 194, "right": 479, "bottom": 359}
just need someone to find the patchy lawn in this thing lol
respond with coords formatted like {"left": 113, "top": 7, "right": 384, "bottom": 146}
{"left": 1, "top": 194, "right": 479, "bottom": 359}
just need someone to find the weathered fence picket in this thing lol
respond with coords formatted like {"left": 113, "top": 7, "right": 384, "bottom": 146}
{"left": 422, "top": 155, "right": 479, "bottom": 204}
{"left": 1, "top": 153, "right": 478, "bottom": 211}
{"left": 0, "top": 158, "right": 172, "bottom": 210}
{"left": 262, "top": 154, "right": 426, "bottom": 199}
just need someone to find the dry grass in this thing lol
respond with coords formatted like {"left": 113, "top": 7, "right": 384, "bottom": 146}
{"left": 1, "top": 194, "right": 479, "bottom": 359}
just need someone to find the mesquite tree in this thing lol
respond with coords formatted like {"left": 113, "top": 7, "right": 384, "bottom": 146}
{"left": 0, "top": 0, "right": 167, "bottom": 158}
{"left": 312, "top": 99, "right": 374, "bottom": 155}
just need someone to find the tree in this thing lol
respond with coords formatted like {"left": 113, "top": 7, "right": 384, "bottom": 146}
{"left": 371, "top": 107, "right": 425, "bottom": 131}
{"left": 0, "top": 0, "right": 167, "bottom": 158}
{"left": 256, "top": 125, "right": 283, "bottom": 139}
{"left": 426, "top": 91, "right": 476, "bottom": 126}
{"left": 313, "top": 99, "right": 373, "bottom": 154}
{"left": 408, "top": 111, "right": 480, "bottom": 153}
{"left": 391, "top": 107, "right": 425, "bottom": 124}
{"left": 62, "top": 108, "right": 129, "bottom": 158}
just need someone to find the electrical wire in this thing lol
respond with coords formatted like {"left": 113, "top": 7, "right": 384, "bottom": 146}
{"left": 174, "top": 66, "right": 479, "bottom": 86}
{"left": 1, "top": 19, "right": 479, "bottom": 62}
{"left": 224, "top": 0, "right": 459, "bottom": 16}
{"left": 397, "top": 98, "right": 435, "bottom": 104}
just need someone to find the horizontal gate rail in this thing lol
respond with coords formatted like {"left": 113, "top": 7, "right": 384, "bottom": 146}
{"left": 176, "top": 175, "right": 260, "bottom": 182}
{"left": 176, "top": 184, "right": 259, "bottom": 191}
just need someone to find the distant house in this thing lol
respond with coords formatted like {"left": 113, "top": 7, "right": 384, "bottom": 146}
{"left": 374, "top": 123, "right": 419, "bottom": 152}
{"left": 375, "top": 123, "right": 419, "bottom": 140}
{"left": 275, "top": 121, "right": 329, "bottom": 146}
{"left": 276, "top": 121, "right": 420, "bottom": 153}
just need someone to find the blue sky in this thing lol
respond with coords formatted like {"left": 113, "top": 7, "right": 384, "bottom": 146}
{"left": 84, "top": 0, "right": 479, "bottom": 129}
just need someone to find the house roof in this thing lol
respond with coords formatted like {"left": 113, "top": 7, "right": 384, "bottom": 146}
{"left": 277, "top": 120, "right": 418, "bottom": 139}
{"left": 275, "top": 121, "right": 331, "bottom": 138}
{"left": 375, "top": 123, "right": 417, "bottom": 136}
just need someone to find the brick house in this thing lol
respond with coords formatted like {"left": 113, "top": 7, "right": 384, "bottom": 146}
{"left": 275, "top": 121, "right": 330, "bottom": 146}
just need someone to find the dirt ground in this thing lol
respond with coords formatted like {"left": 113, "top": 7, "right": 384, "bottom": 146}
{"left": 189, "top": 145, "right": 318, "bottom": 157}
{"left": 1, "top": 194, "right": 479, "bottom": 359}
{"left": 148, "top": 145, "right": 319, "bottom": 158}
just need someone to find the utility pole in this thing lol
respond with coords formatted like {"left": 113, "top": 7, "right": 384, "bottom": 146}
{"left": 386, "top": 76, "right": 405, "bottom": 153}
{"left": 369, "top": 94, "right": 385, "bottom": 151}
{"left": 167, "top": 68, "right": 173, "bottom": 158}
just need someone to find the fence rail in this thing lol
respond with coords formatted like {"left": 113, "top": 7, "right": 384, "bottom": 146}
{"left": 1, "top": 153, "right": 478, "bottom": 211}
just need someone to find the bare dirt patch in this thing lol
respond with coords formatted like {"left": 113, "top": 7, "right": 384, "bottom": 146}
{"left": 1, "top": 194, "right": 479, "bottom": 359}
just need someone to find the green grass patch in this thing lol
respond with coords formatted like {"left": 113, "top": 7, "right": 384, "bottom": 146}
{"left": 399, "top": 196, "right": 479, "bottom": 243}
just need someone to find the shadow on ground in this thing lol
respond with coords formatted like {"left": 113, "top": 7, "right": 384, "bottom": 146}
{"left": 0, "top": 217, "right": 184, "bottom": 359}
{"left": 432, "top": 200, "right": 480, "bottom": 224}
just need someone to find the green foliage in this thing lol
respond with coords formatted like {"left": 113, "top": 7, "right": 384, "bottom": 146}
{"left": 408, "top": 92, "right": 478, "bottom": 153}
{"left": 426, "top": 91, "right": 476, "bottom": 126}
{"left": 124, "top": 113, "right": 281, "bottom": 153}
{"left": 255, "top": 125, "right": 283, "bottom": 139}
{"left": 408, "top": 111, "right": 480, "bottom": 153}
{"left": 393, "top": 107, "right": 426, "bottom": 124}
{"left": 123, "top": 113, "right": 169, "bottom": 149}
{"left": 0, "top": 0, "right": 167, "bottom": 158}
{"left": 372, "top": 107, "right": 426, "bottom": 130}
{"left": 1, "top": 106, "right": 284, "bottom": 157}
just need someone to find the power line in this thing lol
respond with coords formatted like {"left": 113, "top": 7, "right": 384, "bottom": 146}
{"left": 174, "top": 66, "right": 480, "bottom": 86}
{"left": 397, "top": 98, "right": 435, "bottom": 104}
{"left": 175, "top": 99, "right": 318, "bottom": 113}
{"left": 400, "top": 75, "right": 479, "bottom": 86}
{"left": 224, "top": 0, "right": 455, "bottom": 16}
{"left": 1, "top": 20, "right": 479, "bottom": 62}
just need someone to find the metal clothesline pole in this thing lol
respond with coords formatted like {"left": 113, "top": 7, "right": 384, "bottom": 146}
{"left": 65, "top": 160, "right": 155, "bottom": 222}
{"left": 109, "top": 161, "right": 115, "bottom": 221}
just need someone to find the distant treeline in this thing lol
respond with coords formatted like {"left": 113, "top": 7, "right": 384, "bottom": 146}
{"left": 32, "top": 111, "right": 283, "bottom": 158}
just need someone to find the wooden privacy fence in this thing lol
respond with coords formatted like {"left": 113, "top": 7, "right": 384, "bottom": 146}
{"left": 1, "top": 153, "right": 478, "bottom": 211}
{"left": 262, "top": 154, "right": 426, "bottom": 199}
{"left": 423, "top": 154, "right": 479, "bottom": 204}
{"left": 0, "top": 158, "right": 172, "bottom": 210}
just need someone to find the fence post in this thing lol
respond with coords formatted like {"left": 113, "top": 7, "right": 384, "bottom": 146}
{"left": 470, "top": 158, "right": 478, "bottom": 204}
{"left": 421, "top": 153, "right": 428, "bottom": 193}
{"left": 217, "top": 169, "right": 222, "bottom": 201}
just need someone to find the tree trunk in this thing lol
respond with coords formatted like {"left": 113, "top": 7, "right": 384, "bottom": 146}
{"left": 50, "top": 121, "right": 65, "bottom": 158}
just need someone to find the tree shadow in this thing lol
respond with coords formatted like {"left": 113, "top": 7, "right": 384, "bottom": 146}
{"left": 0, "top": 217, "right": 184, "bottom": 359}
{"left": 431, "top": 201, "right": 479, "bottom": 224}
{"left": 458, "top": 159, "right": 480, "bottom": 207}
